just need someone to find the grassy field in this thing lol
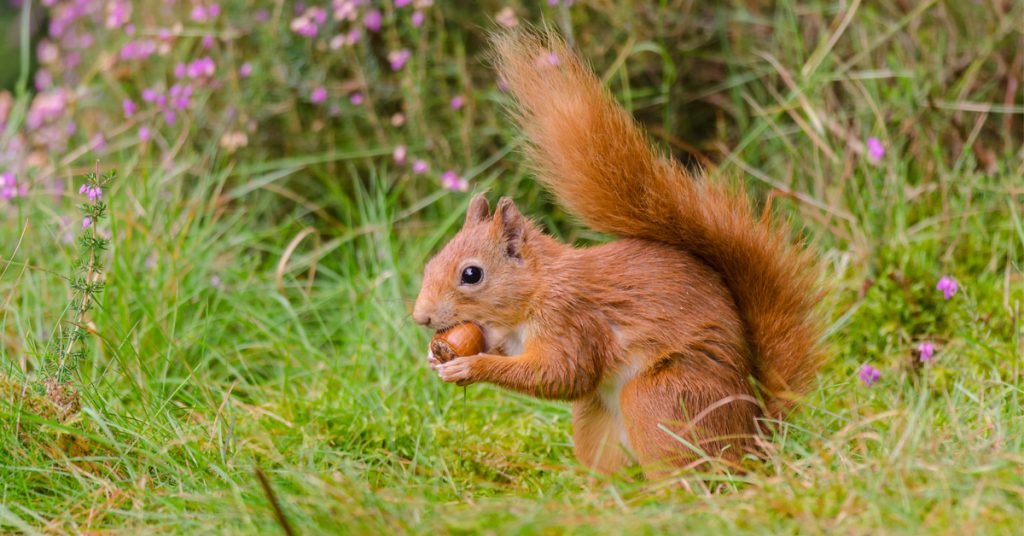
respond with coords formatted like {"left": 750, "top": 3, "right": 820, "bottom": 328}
{"left": 1, "top": 1, "right": 1022, "bottom": 533}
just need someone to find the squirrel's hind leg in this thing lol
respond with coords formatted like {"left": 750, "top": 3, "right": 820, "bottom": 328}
{"left": 620, "top": 352, "right": 762, "bottom": 479}
{"left": 571, "top": 394, "right": 634, "bottom": 475}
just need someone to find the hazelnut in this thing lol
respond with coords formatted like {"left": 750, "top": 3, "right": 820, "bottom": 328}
{"left": 430, "top": 322, "right": 485, "bottom": 363}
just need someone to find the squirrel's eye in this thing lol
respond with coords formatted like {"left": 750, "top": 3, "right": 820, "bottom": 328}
{"left": 460, "top": 266, "right": 483, "bottom": 285}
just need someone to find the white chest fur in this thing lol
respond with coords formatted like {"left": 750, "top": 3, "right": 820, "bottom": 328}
{"left": 597, "top": 357, "right": 642, "bottom": 451}
{"left": 484, "top": 323, "right": 527, "bottom": 356}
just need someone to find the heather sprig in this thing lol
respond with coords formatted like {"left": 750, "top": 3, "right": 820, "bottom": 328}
{"left": 43, "top": 167, "right": 115, "bottom": 384}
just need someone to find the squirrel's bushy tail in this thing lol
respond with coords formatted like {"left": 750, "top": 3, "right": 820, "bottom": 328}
{"left": 493, "top": 31, "right": 823, "bottom": 418}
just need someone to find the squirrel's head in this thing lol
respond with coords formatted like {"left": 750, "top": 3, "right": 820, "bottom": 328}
{"left": 413, "top": 194, "right": 537, "bottom": 345}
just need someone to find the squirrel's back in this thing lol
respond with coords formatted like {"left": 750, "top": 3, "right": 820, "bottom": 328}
{"left": 492, "top": 30, "right": 824, "bottom": 419}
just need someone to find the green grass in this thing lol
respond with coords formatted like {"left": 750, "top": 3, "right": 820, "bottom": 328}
{"left": 1, "top": 1, "right": 1023, "bottom": 533}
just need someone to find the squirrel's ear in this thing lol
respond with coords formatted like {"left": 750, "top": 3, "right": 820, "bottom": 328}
{"left": 493, "top": 197, "right": 525, "bottom": 260}
{"left": 465, "top": 194, "right": 490, "bottom": 225}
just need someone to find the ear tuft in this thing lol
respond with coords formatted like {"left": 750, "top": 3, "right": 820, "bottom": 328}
{"left": 465, "top": 194, "right": 490, "bottom": 225}
{"left": 494, "top": 197, "right": 525, "bottom": 260}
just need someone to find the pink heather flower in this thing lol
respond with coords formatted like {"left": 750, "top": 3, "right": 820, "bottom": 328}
{"left": 936, "top": 276, "right": 958, "bottom": 300}
{"left": 139, "top": 125, "right": 151, "bottom": 141}
{"left": 867, "top": 137, "right": 885, "bottom": 162}
{"left": 202, "top": 35, "right": 215, "bottom": 49}
{"left": 450, "top": 95, "right": 465, "bottom": 110}
{"left": 441, "top": 170, "right": 468, "bottom": 192}
{"left": 164, "top": 110, "right": 177, "bottom": 125}
{"left": 349, "top": 92, "right": 364, "bottom": 105}
{"left": 0, "top": 172, "right": 18, "bottom": 201}
{"left": 917, "top": 342, "right": 935, "bottom": 363}
{"left": 169, "top": 84, "right": 194, "bottom": 110}
{"left": 364, "top": 9, "right": 382, "bottom": 32}
{"left": 142, "top": 88, "right": 159, "bottom": 103}
{"left": 209, "top": 3, "right": 221, "bottom": 17}
{"left": 26, "top": 89, "right": 67, "bottom": 129}
{"left": 78, "top": 184, "right": 88, "bottom": 195}
{"left": 330, "top": 29, "right": 363, "bottom": 49}
{"left": 495, "top": 7, "right": 518, "bottom": 27}
{"left": 191, "top": 5, "right": 208, "bottom": 22}
{"left": 37, "top": 40, "right": 59, "bottom": 64}
{"left": 412, "top": 160, "right": 428, "bottom": 174}
{"left": 125, "top": 23, "right": 136, "bottom": 35}
{"left": 291, "top": 7, "right": 326, "bottom": 37}
{"left": 395, "top": 0, "right": 412, "bottom": 7}
{"left": 858, "top": 364, "right": 880, "bottom": 386}
{"left": 311, "top": 87, "right": 328, "bottom": 104}
{"left": 186, "top": 57, "right": 216, "bottom": 78}
{"left": 174, "top": 62, "right": 187, "bottom": 78}
{"left": 122, "top": 99, "right": 136, "bottom": 118}
{"left": 239, "top": 63, "right": 253, "bottom": 77}
{"left": 333, "top": 0, "right": 357, "bottom": 21}
{"left": 82, "top": 216, "right": 92, "bottom": 228}
{"left": 34, "top": 70, "right": 53, "bottom": 91}
{"left": 388, "top": 49, "right": 412, "bottom": 71}
{"left": 106, "top": 0, "right": 131, "bottom": 29}
{"left": 393, "top": 145, "right": 407, "bottom": 166}
{"left": 411, "top": 10, "right": 425, "bottom": 27}
{"left": 85, "top": 186, "right": 102, "bottom": 201}
{"left": 119, "top": 40, "right": 157, "bottom": 61}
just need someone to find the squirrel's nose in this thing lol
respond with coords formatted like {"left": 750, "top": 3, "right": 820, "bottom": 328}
{"left": 412, "top": 309, "right": 431, "bottom": 327}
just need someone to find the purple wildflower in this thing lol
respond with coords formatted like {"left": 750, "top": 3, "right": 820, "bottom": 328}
{"left": 858, "top": 364, "right": 880, "bottom": 386}
{"left": 122, "top": 98, "right": 136, "bottom": 118}
{"left": 119, "top": 40, "right": 157, "bottom": 61}
{"left": 174, "top": 62, "right": 187, "bottom": 78}
{"left": 867, "top": 137, "right": 885, "bottom": 162}
{"left": 191, "top": 5, "right": 209, "bottom": 22}
{"left": 139, "top": 126, "right": 151, "bottom": 141}
{"left": 202, "top": 35, "right": 215, "bottom": 49}
{"left": 917, "top": 342, "right": 935, "bottom": 363}
{"left": 187, "top": 57, "right": 216, "bottom": 78}
{"left": 395, "top": 0, "right": 412, "bottom": 7}
{"left": 412, "top": 160, "right": 428, "bottom": 174}
{"left": 311, "top": 86, "right": 328, "bottom": 104}
{"left": 441, "top": 170, "right": 468, "bottom": 192}
{"left": 393, "top": 145, "right": 407, "bottom": 166}
{"left": 239, "top": 62, "right": 253, "bottom": 78}
{"left": 82, "top": 216, "right": 92, "bottom": 228}
{"left": 411, "top": 10, "right": 425, "bottom": 27}
{"left": 349, "top": 92, "right": 364, "bottom": 105}
{"left": 936, "top": 276, "right": 958, "bottom": 300}
{"left": 1, "top": 172, "right": 20, "bottom": 201}
{"left": 105, "top": 0, "right": 131, "bottom": 29}
{"left": 364, "top": 9, "right": 382, "bottom": 32}
{"left": 388, "top": 49, "right": 412, "bottom": 71}
{"left": 450, "top": 95, "right": 465, "bottom": 110}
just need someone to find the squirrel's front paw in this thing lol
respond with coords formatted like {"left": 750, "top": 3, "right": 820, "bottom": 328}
{"left": 427, "top": 347, "right": 442, "bottom": 371}
{"left": 436, "top": 355, "right": 480, "bottom": 386}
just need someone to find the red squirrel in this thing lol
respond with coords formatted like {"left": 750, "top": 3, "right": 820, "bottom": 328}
{"left": 412, "top": 31, "right": 824, "bottom": 477}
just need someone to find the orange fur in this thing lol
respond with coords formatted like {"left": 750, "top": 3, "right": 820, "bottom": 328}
{"left": 413, "top": 31, "right": 824, "bottom": 477}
